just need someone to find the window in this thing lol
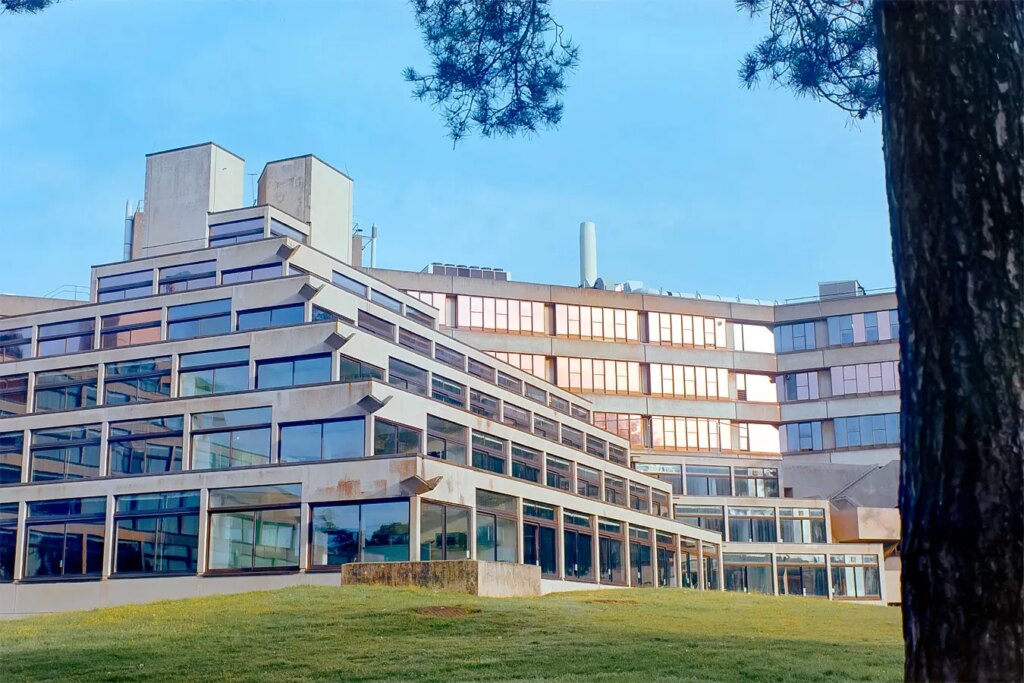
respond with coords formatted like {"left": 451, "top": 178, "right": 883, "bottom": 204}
{"left": 38, "top": 318, "right": 94, "bottom": 356}
{"left": 158, "top": 261, "right": 216, "bottom": 293}
{"left": 34, "top": 366, "right": 98, "bottom": 413}
{"left": 256, "top": 354, "right": 331, "bottom": 389}
{"left": 649, "top": 364, "right": 730, "bottom": 399}
{"left": 864, "top": 312, "right": 879, "bottom": 341}
{"left": 0, "top": 504, "right": 16, "bottom": 581}
{"left": 781, "top": 422, "right": 823, "bottom": 453}
{"left": 398, "top": 328, "right": 431, "bottom": 356}
{"left": 777, "top": 554, "right": 828, "bottom": 597}
{"left": 496, "top": 371, "right": 522, "bottom": 394}
{"left": 556, "top": 304, "right": 639, "bottom": 342}
{"left": 524, "top": 383, "right": 547, "bottom": 404}
{"left": 636, "top": 463, "right": 683, "bottom": 494}
{"left": 425, "top": 376, "right": 465, "bottom": 410}
{"left": 523, "top": 501, "right": 558, "bottom": 577}
{"left": 652, "top": 490, "right": 671, "bottom": 518}
{"left": 310, "top": 500, "right": 410, "bottom": 567}
{"left": 780, "top": 508, "right": 827, "bottom": 544}
{"left": 388, "top": 358, "right": 428, "bottom": 396}
{"left": 1, "top": 432, "right": 24, "bottom": 485}
{"left": 546, "top": 455, "right": 572, "bottom": 491}
{"left": 563, "top": 511, "right": 594, "bottom": 581}
{"left": 104, "top": 357, "right": 171, "bottom": 404}
{"left": 237, "top": 303, "right": 305, "bottom": 331}
{"left": 108, "top": 416, "right": 184, "bottom": 475}
{"left": 374, "top": 419, "right": 420, "bottom": 455}
{"left": 560, "top": 425, "right": 584, "bottom": 451}
{"left": 586, "top": 434, "right": 607, "bottom": 458}
{"left": 831, "top": 554, "right": 882, "bottom": 598}
{"left": 191, "top": 407, "right": 272, "bottom": 470}
{"left": 608, "top": 443, "right": 628, "bottom": 466}
{"left": 629, "top": 526, "right": 654, "bottom": 586}
{"left": 167, "top": 299, "right": 231, "bottom": 340}
{"left": 0, "top": 374, "right": 28, "bottom": 416}
{"left": 179, "top": 347, "right": 249, "bottom": 396}
{"left": 576, "top": 465, "right": 600, "bottom": 498}
{"left": 831, "top": 362, "right": 900, "bottom": 396}
{"left": 312, "top": 306, "right": 352, "bottom": 324}
{"left": 686, "top": 465, "right": 731, "bottom": 496}
{"left": 332, "top": 271, "right": 367, "bottom": 297}
{"left": 502, "top": 403, "right": 531, "bottom": 431}
{"left": 339, "top": 355, "right": 384, "bottom": 382}
{"left": 533, "top": 414, "right": 558, "bottom": 441}
{"left": 781, "top": 372, "right": 819, "bottom": 401}
{"left": 434, "top": 344, "right": 465, "bottom": 370}
{"left": 774, "top": 321, "right": 816, "bottom": 352}
{"left": 100, "top": 310, "right": 161, "bottom": 349}
{"left": 467, "top": 358, "right": 496, "bottom": 383}
{"left": 30, "top": 425, "right": 101, "bottom": 481}
{"left": 405, "top": 307, "right": 434, "bottom": 327}
{"left": 549, "top": 394, "right": 570, "bottom": 415}
{"left": 728, "top": 507, "right": 777, "bottom": 542}
{"left": 97, "top": 269, "right": 153, "bottom": 301}
{"left": 371, "top": 290, "right": 402, "bottom": 313}
{"left": 834, "top": 414, "right": 900, "bottom": 448}
{"left": 703, "top": 543, "right": 720, "bottom": 590}
{"left": 651, "top": 416, "right": 730, "bottom": 452}
{"left": 629, "top": 483, "right": 651, "bottom": 512}
{"left": 209, "top": 217, "right": 265, "bottom": 247}
{"left": 476, "top": 491, "right": 518, "bottom": 563}
{"left": 556, "top": 357, "right": 641, "bottom": 395}
{"left": 456, "top": 296, "right": 546, "bottom": 335}
{"left": 357, "top": 311, "right": 394, "bottom": 340}
{"left": 679, "top": 537, "right": 698, "bottom": 588}
{"left": 469, "top": 388, "right": 499, "bottom": 419}
{"left": 419, "top": 501, "right": 469, "bottom": 561}
{"left": 270, "top": 219, "right": 307, "bottom": 243}
{"left": 734, "top": 468, "right": 779, "bottom": 497}
{"left": 222, "top": 263, "right": 282, "bottom": 284}
{"left": 114, "top": 491, "right": 199, "bottom": 576}
{"left": 604, "top": 474, "right": 625, "bottom": 506}
{"left": 471, "top": 433, "right": 506, "bottom": 474}
{"left": 674, "top": 505, "right": 725, "bottom": 534}
{"left": 426, "top": 416, "right": 467, "bottom": 464}
{"left": 0, "top": 327, "right": 32, "bottom": 362}
{"left": 208, "top": 484, "right": 301, "bottom": 572}
{"left": 598, "top": 519, "right": 625, "bottom": 584}
{"left": 510, "top": 443, "right": 541, "bottom": 483}
{"left": 724, "top": 553, "right": 774, "bottom": 594}
{"left": 407, "top": 291, "right": 448, "bottom": 326}
{"left": 24, "top": 497, "right": 106, "bottom": 579}
{"left": 593, "top": 412, "right": 643, "bottom": 448}
{"left": 279, "top": 418, "right": 365, "bottom": 462}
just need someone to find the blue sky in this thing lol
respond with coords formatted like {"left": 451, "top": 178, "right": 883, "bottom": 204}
{"left": 0, "top": 0, "right": 893, "bottom": 301}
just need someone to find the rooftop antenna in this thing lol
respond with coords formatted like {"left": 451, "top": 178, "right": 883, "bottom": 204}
{"left": 247, "top": 173, "right": 258, "bottom": 206}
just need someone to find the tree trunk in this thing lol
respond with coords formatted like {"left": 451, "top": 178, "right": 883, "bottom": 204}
{"left": 875, "top": 2, "right": 1024, "bottom": 681}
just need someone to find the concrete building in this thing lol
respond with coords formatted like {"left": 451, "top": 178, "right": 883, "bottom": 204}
{"left": 0, "top": 144, "right": 890, "bottom": 615}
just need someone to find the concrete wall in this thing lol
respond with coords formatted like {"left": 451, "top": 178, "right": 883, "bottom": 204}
{"left": 342, "top": 560, "right": 542, "bottom": 597}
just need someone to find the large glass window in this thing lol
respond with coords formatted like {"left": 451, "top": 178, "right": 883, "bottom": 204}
{"left": 733, "top": 467, "right": 779, "bottom": 497}
{"left": 780, "top": 372, "right": 820, "bottom": 401}
{"left": 675, "top": 505, "right": 725, "bottom": 534}
{"left": 34, "top": 366, "right": 98, "bottom": 413}
{"left": 339, "top": 355, "right": 384, "bottom": 382}
{"left": 209, "top": 217, "right": 265, "bottom": 247}
{"left": 560, "top": 425, "right": 584, "bottom": 451}
{"left": 647, "top": 312, "right": 726, "bottom": 348}
{"left": 191, "top": 407, "right": 272, "bottom": 470}
{"left": 434, "top": 344, "right": 465, "bottom": 371}
{"left": 509, "top": 443, "right": 541, "bottom": 483}
{"left": 279, "top": 418, "right": 364, "bottom": 462}
{"left": 779, "top": 508, "right": 827, "bottom": 544}
{"left": 604, "top": 474, "right": 625, "bottom": 506}
{"left": 476, "top": 491, "right": 517, "bottom": 563}
{"left": 828, "top": 311, "right": 898, "bottom": 346}
{"left": 30, "top": 425, "right": 101, "bottom": 481}
{"left": 523, "top": 501, "right": 558, "bottom": 578}
{"left": 563, "top": 511, "right": 593, "bottom": 581}
{"left": 430, "top": 375, "right": 466, "bottom": 408}
{"left": 555, "top": 357, "right": 641, "bottom": 395}
{"left": 545, "top": 455, "right": 572, "bottom": 491}
{"left": 374, "top": 419, "right": 421, "bottom": 456}
{"left": 270, "top": 219, "right": 307, "bottom": 243}
{"left": 179, "top": 347, "right": 249, "bottom": 396}
{"left": 0, "top": 432, "right": 23, "bottom": 485}
{"left": 96, "top": 269, "right": 153, "bottom": 302}
{"left": 680, "top": 537, "right": 699, "bottom": 588}
{"left": 208, "top": 484, "right": 301, "bottom": 572}
{"left": 420, "top": 501, "right": 469, "bottom": 561}
{"left": 457, "top": 296, "right": 546, "bottom": 335}
{"left": 831, "top": 362, "right": 900, "bottom": 396}
{"left": 222, "top": 263, "right": 282, "bottom": 284}
{"left": 469, "top": 388, "right": 499, "bottom": 420}
{"left": 598, "top": 519, "right": 625, "bottom": 584}
{"left": 388, "top": 358, "right": 429, "bottom": 397}
{"left": 24, "top": 497, "right": 106, "bottom": 579}
{"left": 652, "top": 416, "right": 731, "bottom": 452}
{"left": 426, "top": 415, "right": 467, "bottom": 464}
{"left": 781, "top": 422, "right": 823, "bottom": 453}
{"left": 0, "top": 374, "right": 28, "bottom": 417}
{"left": 0, "top": 327, "right": 32, "bottom": 363}
{"left": 629, "top": 483, "right": 651, "bottom": 512}
{"left": 0, "top": 503, "right": 17, "bottom": 581}
{"left": 237, "top": 304, "right": 305, "bottom": 331}
{"left": 158, "top": 261, "right": 216, "bottom": 293}
{"left": 310, "top": 500, "right": 410, "bottom": 567}
{"left": 576, "top": 464, "right": 600, "bottom": 499}
{"left": 503, "top": 403, "right": 531, "bottom": 431}
{"left": 332, "top": 271, "right": 367, "bottom": 297}
{"left": 357, "top": 311, "right": 394, "bottom": 341}
{"left": 557, "top": 304, "right": 639, "bottom": 342}
{"left": 471, "top": 432, "right": 506, "bottom": 474}
{"left": 635, "top": 463, "right": 682, "bottom": 495}
{"left": 650, "top": 364, "right": 730, "bottom": 399}
{"left": 593, "top": 412, "right": 644, "bottom": 448}
{"left": 398, "top": 328, "right": 431, "bottom": 356}
{"left": 703, "top": 543, "right": 720, "bottom": 590}
{"left": 104, "top": 357, "right": 172, "bottom": 404}
{"left": 724, "top": 553, "right": 774, "bottom": 595}
{"left": 100, "top": 310, "right": 161, "bottom": 349}
{"left": 108, "top": 416, "right": 184, "bottom": 475}
{"left": 256, "top": 354, "right": 331, "bottom": 389}
{"left": 686, "top": 465, "right": 731, "bottom": 496}
{"left": 629, "top": 526, "right": 654, "bottom": 586}
{"left": 167, "top": 299, "right": 232, "bottom": 340}
{"left": 728, "top": 507, "right": 777, "bottom": 543}
{"left": 37, "top": 318, "right": 95, "bottom": 357}
{"left": 774, "top": 322, "right": 816, "bottom": 352}
{"left": 777, "top": 554, "right": 828, "bottom": 597}
{"left": 831, "top": 554, "right": 882, "bottom": 598}
{"left": 533, "top": 414, "right": 558, "bottom": 441}
{"left": 835, "top": 414, "right": 900, "bottom": 448}
{"left": 114, "top": 491, "right": 199, "bottom": 576}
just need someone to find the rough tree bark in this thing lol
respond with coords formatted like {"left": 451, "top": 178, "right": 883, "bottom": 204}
{"left": 875, "top": 2, "right": 1023, "bottom": 681}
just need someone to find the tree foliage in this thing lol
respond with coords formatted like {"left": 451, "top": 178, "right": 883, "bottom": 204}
{"left": 737, "top": 0, "right": 880, "bottom": 119}
{"left": 404, "top": 0, "right": 579, "bottom": 142}
{"left": 1, "top": 0, "right": 60, "bottom": 15}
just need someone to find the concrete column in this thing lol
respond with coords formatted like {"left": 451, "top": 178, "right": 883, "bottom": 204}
{"left": 555, "top": 505, "right": 565, "bottom": 580}
{"left": 592, "top": 519, "right": 601, "bottom": 585}
{"left": 102, "top": 493, "right": 115, "bottom": 578}
{"left": 623, "top": 523, "right": 633, "bottom": 587}
{"left": 696, "top": 541, "right": 704, "bottom": 590}
{"left": 408, "top": 496, "right": 420, "bottom": 563}
{"left": 197, "top": 488, "right": 210, "bottom": 573}
{"left": 826, "top": 555, "right": 835, "bottom": 600}
{"left": 95, "top": 363, "right": 106, "bottom": 407}
{"left": 770, "top": 553, "right": 779, "bottom": 596}
{"left": 97, "top": 422, "right": 110, "bottom": 478}
{"left": 298, "top": 499, "right": 310, "bottom": 571}
{"left": 516, "top": 497, "right": 524, "bottom": 564}
{"left": 19, "top": 428, "right": 29, "bottom": 484}
{"left": 13, "top": 500, "right": 26, "bottom": 581}
{"left": 181, "top": 411, "right": 192, "bottom": 470}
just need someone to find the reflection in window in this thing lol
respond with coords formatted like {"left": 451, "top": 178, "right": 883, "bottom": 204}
{"left": 830, "top": 362, "right": 900, "bottom": 396}
{"left": 0, "top": 327, "right": 32, "bottom": 363}
{"left": 0, "top": 374, "right": 28, "bottom": 417}
{"left": 545, "top": 455, "right": 572, "bottom": 491}
{"left": 179, "top": 347, "right": 249, "bottom": 396}
{"left": 34, "top": 366, "right": 98, "bottom": 413}
{"left": 426, "top": 415, "right": 467, "bottom": 464}
{"left": 827, "top": 310, "right": 898, "bottom": 346}
{"left": 104, "top": 357, "right": 172, "bottom": 404}
{"left": 685, "top": 465, "right": 731, "bottom": 496}
{"left": 777, "top": 554, "right": 828, "bottom": 597}
{"left": 279, "top": 418, "right": 365, "bottom": 462}
{"left": 471, "top": 432, "right": 506, "bottom": 474}
{"left": 648, "top": 312, "right": 725, "bottom": 348}
{"left": 598, "top": 519, "right": 625, "bottom": 584}
{"left": 256, "top": 354, "right": 331, "bottom": 389}
{"left": 167, "top": 299, "right": 231, "bottom": 340}
{"left": 208, "top": 484, "right": 301, "bottom": 572}
{"left": 556, "top": 304, "right": 638, "bottom": 342}
{"left": 780, "top": 372, "right": 820, "bottom": 401}
{"left": 389, "top": 358, "right": 429, "bottom": 396}
{"left": 733, "top": 467, "right": 779, "bottom": 497}
{"left": 457, "top": 296, "right": 546, "bottom": 334}
{"left": 30, "top": 425, "right": 101, "bottom": 482}
{"left": 0, "top": 503, "right": 17, "bottom": 580}
{"left": 485, "top": 351, "right": 546, "bottom": 379}
{"left": 24, "top": 497, "right": 106, "bottom": 579}
{"left": 563, "top": 511, "right": 593, "bottom": 581}
{"left": 593, "top": 412, "right": 644, "bottom": 448}
{"left": 191, "top": 407, "right": 272, "bottom": 470}
{"left": 209, "top": 217, "right": 265, "bottom": 247}
{"left": 774, "top": 321, "right": 816, "bottom": 352}
{"left": 476, "top": 490, "right": 518, "bottom": 563}
{"left": 407, "top": 291, "right": 448, "bottom": 326}
{"left": 0, "top": 432, "right": 24, "bottom": 486}
{"left": 311, "top": 501, "right": 410, "bottom": 567}
{"left": 779, "top": 508, "right": 827, "bottom": 543}
{"left": 780, "top": 422, "right": 823, "bottom": 453}
{"left": 650, "top": 364, "right": 730, "bottom": 399}
{"left": 114, "top": 491, "right": 199, "bottom": 576}
{"left": 555, "top": 357, "right": 640, "bottom": 395}
{"left": 724, "top": 553, "right": 774, "bottom": 594}
{"left": 652, "top": 416, "right": 732, "bottom": 452}
{"left": 830, "top": 554, "right": 881, "bottom": 598}
{"left": 835, "top": 414, "right": 900, "bottom": 448}
{"left": 675, "top": 505, "right": 725, "bottom": 533}
{"left": 159, "top": 261, "right": 216, "bottom": 294}
{"left": 339, "top": 355, "right": 384, "bottom": 383}
{"left": 37, "top": 319, "right": 95, "bottom": 357}
{"left": 523, "top": 501, "right": 558, "bottom": 577}
{"left": 100, "top": 310, "right": 161, "bottom": 348}
{"left": 374, "top": 419, "right": 420, "bottom": 456}
{"left": 222, "top": 263, "right": 282, "bottom": 284}
{"left": 237, "top": 303, "right": 305, "bottom": 331}
{"left": 97, "top": 269, "right": 153, "bottom": 302}
{"left": 420, "top": 501, "right": 469, "bottom": 561}
{"left": 727, "top": 507, "right": 777, "bottom": 543}
{"left": 108, "top": 416, "right": 184, "bottom": 475}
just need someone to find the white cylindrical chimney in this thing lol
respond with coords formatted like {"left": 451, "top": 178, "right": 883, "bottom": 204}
{"left": 580, "top": 221, "right": 597, "bottom": 287}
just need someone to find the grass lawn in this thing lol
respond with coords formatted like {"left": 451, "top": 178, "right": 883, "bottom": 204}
{"left": 0, "top": 585, "right": 902, "bottom": 682}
